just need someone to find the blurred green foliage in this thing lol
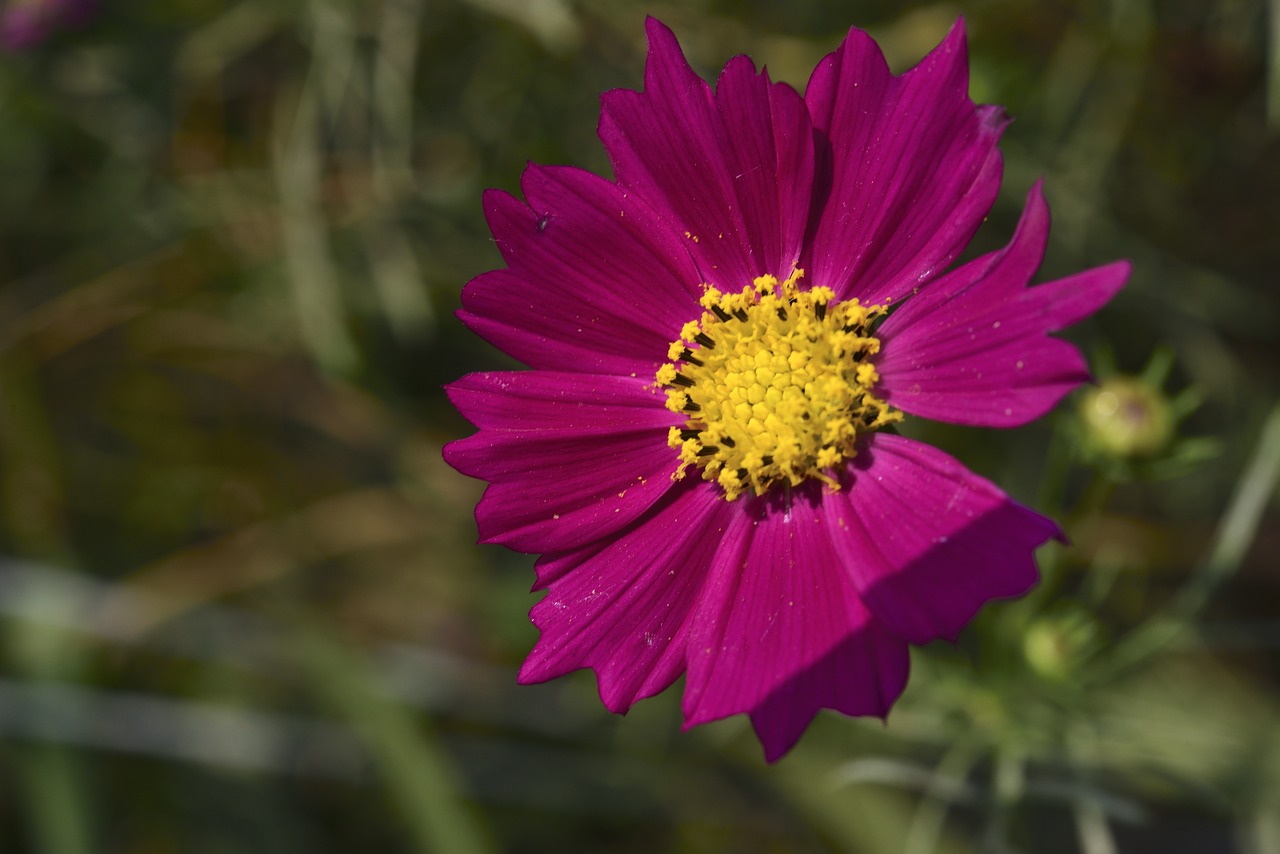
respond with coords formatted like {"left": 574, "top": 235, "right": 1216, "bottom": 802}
{"left": 0, "top": 0, "right": 1277, "bottom": 851}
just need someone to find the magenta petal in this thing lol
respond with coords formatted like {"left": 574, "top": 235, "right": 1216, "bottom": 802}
{"left": 682, "top": 489, "right": 910, "bottom": 760}
{"left": 445, "top": 370, "right": 675, "bottom": 432}
{"left": 459, "top": 163, "right": 703, "bottom": 375}
{"left": 824, "top": 434, "right": 1060, "bottom": 645}
{"left": 747, "top": 611, "right": 908, "bottom": 762}
{"left": 876, "top": 183, "right": 1130, "bottom": 426}
{"left": 598, "top": 18, "right": 814, "bottom": 289}
{"left": 445, "top": 371, "right": 681, "bottom": 552}
{"left": 803, "top": 19, "right": 1006, "bottom": 304}
{"left": 519, "top": 481, "right": 731, "bottom": 713}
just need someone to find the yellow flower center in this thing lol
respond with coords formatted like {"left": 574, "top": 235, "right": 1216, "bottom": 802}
{"left": 655, "top": 270, "right": 902, "bottom": 501}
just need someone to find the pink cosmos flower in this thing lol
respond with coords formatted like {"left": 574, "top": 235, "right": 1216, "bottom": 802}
{"left": 444, "top": 18, "right": 1128, "bottom": 761}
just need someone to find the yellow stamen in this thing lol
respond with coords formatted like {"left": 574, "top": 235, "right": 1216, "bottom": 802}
{"left": 656, "top": 270, "right": 902, "bottom": 501}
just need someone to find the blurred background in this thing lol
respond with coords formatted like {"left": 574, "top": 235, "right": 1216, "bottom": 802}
{"left": 0, "top": 0, "right": 1277, "bottom": 851}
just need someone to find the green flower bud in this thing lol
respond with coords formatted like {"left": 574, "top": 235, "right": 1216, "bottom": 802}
{"left": 1079, "top": 376, "right": 1174, "bottom": 458}
{"left": 1023, "top": 612, "right": 1097, "bottom": 681}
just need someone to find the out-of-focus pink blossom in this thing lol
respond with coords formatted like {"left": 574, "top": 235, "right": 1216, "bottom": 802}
{"left": 1, "top": 0, "right": 97, "bottom": 51}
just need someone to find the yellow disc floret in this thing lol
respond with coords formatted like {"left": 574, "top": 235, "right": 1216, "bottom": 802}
{"left": 656, "top": 270, "right": 902, "bottom": 501}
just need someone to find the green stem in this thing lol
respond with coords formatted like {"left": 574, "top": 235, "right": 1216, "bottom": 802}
{"left": 1097, "top": 401, "right": 1280, "bottom": 677}
{"left": 903, "top": 737, "right": 981, "bottom": 854}
{"left": 18, "top": 744, "right": 92, "bottom": 854}
{"left": 283, "top": 610, "right": 492, "bottom": 854}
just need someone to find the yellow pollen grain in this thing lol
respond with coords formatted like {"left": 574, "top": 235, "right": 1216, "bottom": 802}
{"left": 656, "top": 269, "right": 902, "bottom": 501}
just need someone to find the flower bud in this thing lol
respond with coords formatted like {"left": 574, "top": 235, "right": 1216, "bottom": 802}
{"left": 1023, "top": 612, "right": 1097, "bottom": 681}
{"left": 1079, "top": 376, "right": 1173, "bottom": 458}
